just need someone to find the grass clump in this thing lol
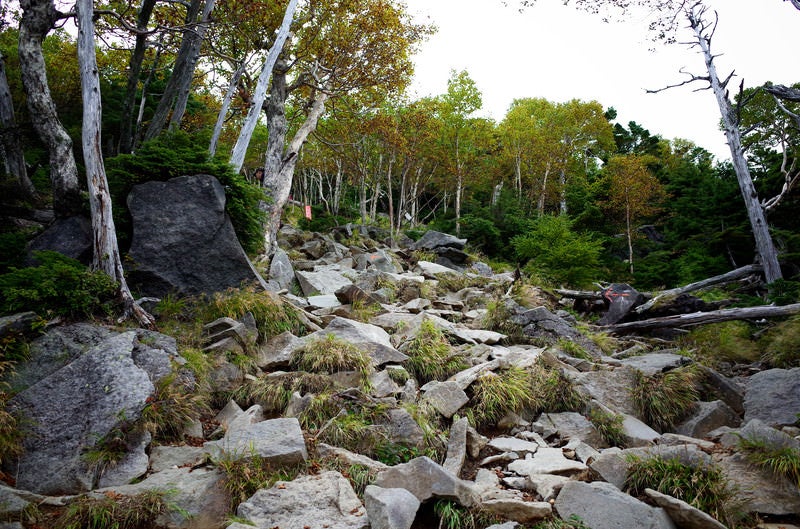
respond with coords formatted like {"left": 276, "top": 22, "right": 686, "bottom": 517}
{"left": 625, "top": 455, "right": 744, "bottom": 527}
{"left": 588, "top": 408, "right": 627, "bottom": 448}
{"left": 139, "top": 373, "right": 210, "bottom": 442}
{"left": 199, "top": 287, "right": 305, "bottom": 341}
{"left": 630, "top": 366, "right": 700, "bottom": 432}
{"left": 216, "top": 451, "right": 306, "bottom": 509}
{"left": 480, "top": 298, "right": 520, "bottom": 338}
{"left": 403, "top": 319, "right": 467, "bottom": 384}
{"left": 0, "top": 251, "right": 117, "bottom": 318}
{"left": 528, "top": 361, "right": 587, "bottom": 415}
{"left": 680, "top": 321, "right": 760, "bottom": 366}
{"left": 530, "top": 516, "right": 591, "bottom": 529}
{"left": 435, "top": 273, "right": 489, "bottom": 295}
{"left": 466, "top": 367, "right": 534, "bottom": 428}
{"left": 556, "top": 338, "right": 591, "bottom": 360}
{"left": 738, "top": 436, "right": 800, "bottom": 487}
{"left": 760, "top": 315, "right": 800, "bottom": 368}
{"left": 235, "top": 371, "right": 334, "bottom": 413}
{"left": 54, "top": 489, "right": 182, "bottom": 529}
{"left": 291, "top": 334, "right": 372, "bottom": 387}
{"left": 318, "top": 457, "right": 377, "bottom": 498}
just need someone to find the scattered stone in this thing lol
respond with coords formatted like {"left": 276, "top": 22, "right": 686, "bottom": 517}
{"left": 204, "top": 418, "right": 307, "bottom": 465}
{"left": 364, "top": 485, "right": 420, "bottom": 529}
{"left": 149, "top": 445, "right": 206, "bottom": 473}
{"left": 554, "top": 481, "right": 677, "bottom": 529}
{"left": 305, "top": 317, "right": 408, "bottom": 366}
{"left": 479, "top": 498, "right": 552, "bottom": 523}
{"left": 443, "top": 417, "right": 469, "bottom": 476}
{"left": 716, "top": 451, "right": 800, "bottom": 515}
{"left": 410, "top": 231, "right": 467, "bottom": 251}
{"left": 617, "top": 353, "right": 692, "bottom": 376}
{"left": 256, "top": 331, "right": 303, "bottom": 369}
{"left": 296, "top": 269, "right": 354, "bottom": 296}
{"left": 374, "top": 457, "right": 477, "bottom": 506}
{"left": 541, "top": 412, "right": 604, "bottom": 448}
{"left": 507, "top": 448, "right": 587, "bottom": 476}
{"left": 527, "top": 474, "right": 570, "bottom": 502}
{"left": 487, "top": 437, "right": 540, "bottom": 457}
{"left": 236, "top": 471, "right": 368, "bottom": 529}
{"left": 422, "top": 381, "right": 469, "bottom": 418}
{"left": 621, "top": 413, "right": 661, "bottom": 447}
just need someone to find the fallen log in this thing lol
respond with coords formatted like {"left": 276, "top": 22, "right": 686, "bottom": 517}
{"left": 602, "top": 302, "right": 800, "bottom": 334}
{"left": 634, "top": 264, "right": 763, "bottom": 314}
{"left": 553, "top": 288, "right": 605, "bottom": 301}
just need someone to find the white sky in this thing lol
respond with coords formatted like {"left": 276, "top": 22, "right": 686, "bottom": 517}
{"left": 404, "top": 0, "right": 799, "bottom": 161}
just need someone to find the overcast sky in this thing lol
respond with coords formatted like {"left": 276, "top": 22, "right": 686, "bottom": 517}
{"left": 403, "top": 0, "right": 798, "bottom": 161}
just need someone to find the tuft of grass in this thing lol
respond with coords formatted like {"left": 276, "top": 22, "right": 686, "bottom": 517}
{"left": 291, "top": 334, "right": 373, "bottom": 387}
{"left": 680, "top": 321, "right": 760, "bottom": 366}
{"left": 216, "top": 451, "right": 307, "bottom": 509}
{"left": 624, "top": 455, "right": 745, "bottom": 527}
{"left": 588, "top": 408, "right": 627, "bottom": 448}
{"left": 139, "top": 373, "right": 210, "bottom": 442}
{"left": 586, "top": 330, "right": 618, "bottom": 356}
{"left": 318, "top": 457, "right": 378, "bottom": 498}
{"left": 738, "top": 436, "right": 800, "bottom": 487}
{"left": 54, "top": 489, "right": 184, "bottom": 529}
{"left": 556, "top": 338, "right": 591, "bottom": 360}
{"left": 403, "top": 319, "right": 467, "bottom": 384}
{"left": 435, "top": 273, "right": 489, "bottom": 295}
{"left": 235, "top": 372, "right": 334, "bottom": 413}
{"left": 153, "top": 294, "right": 189, "bottom": 320}
{"left": 198, "top": 286, "right": 305, "bottom": 341}
{"left": 760, "top": 315, "right": 800, "bottom": 368}
{"left": 466, "top": 367, "right": 534, "bottom": 428}
{"left": 630, "top": 366, "right": 700, "bottom": 432}
{"left": 528, "top": 361, "right": 587, "bottom": 415}
{"left": 349, "top": 298, "right": 381, "bottom": 323}
{"left": 434, "top": 500, "right": 479, "bottom": 529}
{"left": 479, "top": 298, "right": 521, "bottom": 339}
{"left": 530, "top": 516, "right": 592, "bottom": 529}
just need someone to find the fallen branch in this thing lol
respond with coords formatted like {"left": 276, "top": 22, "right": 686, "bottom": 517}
{"left": 554, "top": 288, "right": 605, "bottom": 301}
{"left": 602, "top": 302, "right": 800, "bottom": 334}
{"left": 634, "top": 264, "right": 763, "bottom": 313}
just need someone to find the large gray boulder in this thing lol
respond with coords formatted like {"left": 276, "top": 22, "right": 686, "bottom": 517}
{"left": 674, "top": 400, "right": 741, "bottom": 439}
{"left": 203, "top": 417, "right": 307, "bottom": 464}
{"left": 25, "top": 215, "right": 92, "bottom": 265}
{"left": 644, "top": 488, "right": 728, "bottom": 529}
{"left": 374, "top": 457, "right": 477, "bottom": 506}
{"left": 234, "top": 471, "right": 368, "bottom": 529}
{"left": 296, "top": 269, "right": 353, "bottom": 296}
{"left": 410, "top": 231, "right": 467, "bottom": 251}
{"left": 8, "top": 331, "right": 171, "bottom": 495}
{"left": 364, "top": 485, "right": 420, "bottom": 529}
{"left": 554, "top": 481, "right": 677, "bottom": 529}
{"left": 268, "top": 247, "right": 296, "bottom": 291}
{"left": 127, "top": 174, "right": 266, "bottom": 297}
{"left": 743, "top": 367, "right": 800, "bottom": 426}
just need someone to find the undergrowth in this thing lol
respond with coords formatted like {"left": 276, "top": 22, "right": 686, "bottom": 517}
{"left": 54, "top": 490, "right": 183, "bottom": 529}
{"left": 587, "top": 408, "right": 626, "bottom": 448}
{"left": 630, "top": 366, "right": 700, "bottom": 432}
{"left": 403, "top": 319, "right": 467, "bottom": 384}
{"left": 738, "top": 436, "right": 800, "bottom": 487}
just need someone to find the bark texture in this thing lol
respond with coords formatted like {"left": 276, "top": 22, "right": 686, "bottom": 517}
{"left": 77, "top": 0, "right": 154, "bottom": 327}
{"left": 18, "top": 0, "right": 81, "bottom": 217}
{"left": 0, "top": 50, "right": 36, "bottom": 201}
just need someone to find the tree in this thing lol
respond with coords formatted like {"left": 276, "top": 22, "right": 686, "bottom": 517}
{"left": 17, "top": 0, "right": 82, "bottom": 217}
{"left": 76, "top": 0, "right": 154, "bottom": 326}
{"left": 439, "top": 69, "right": 483, "bottom": 235}
{"left": 0, "top": 45, "right": 35, "bottom": 201}
{"left": 604, "top": 154, "right": 665, "bottom": 273}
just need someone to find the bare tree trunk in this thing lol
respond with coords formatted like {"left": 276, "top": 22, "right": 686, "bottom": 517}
{"left": 229, "top": 0, "right": 298, "bottom": 173}
{"left": 169, "top": 0, "right": 216, "bottom": 131}
{"left": 687, "top": 4, "right": 782, "bottom": 283}
{"left": 387, "top": 155, "right": 395, "bottom": 243}
{"left": 142, "top": 0, "right": 202, "bottom": 142}
{"left": 118, "top": 0, "right": 156, "bottom": 154}
{"left": 359, "top": 172, "right": 368, "bottom": 224}
{"left": 262, "top": 89, "right": 329, "bottom": 253}
{"left": 18, "top": 0, "right": 81, "bottom": 217}
{"left": 208, "top": 61, "right": 246, "bottom": 156}
{"left": 76, "top": 0, "right": 154, "bottom": 327}
{"left": 0, "top": 50, "right": 36, "bottom": 201}
{"left": 626, "top": 202, "right": 634, "bottom": 274}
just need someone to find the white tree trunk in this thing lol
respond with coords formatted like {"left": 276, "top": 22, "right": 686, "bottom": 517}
{"left": 18, "top": 0, "right": 81, "bottom": 217}
{"left": 688, "top": 4, "right": 782, "bottom": 283}
{"left": 76, "top": 0, "right": 154, "bottom": 327}
{"left": 209, "top": 61, "right": 246, "bottom": 156}
{"left": 229, "top": 0, "right": 298, "bottom": 173}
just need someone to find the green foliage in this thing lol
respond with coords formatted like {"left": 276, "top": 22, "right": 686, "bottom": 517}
{"left": 105, "top": 131, "right": 266, "bottom": 255}
{"left": 216, "top": 451, "right": 306, "bottom": 509}
{"left": 556, "top": 338, "right": 591, "bottom": 360}
{"left": 372, "top": 443, "right": 428, "bottom": 466}
{"left": 512, "top": 215, "right": 603, "bottom": 288}
{"left": 680, "top": 322, "right": 760, "bottom": 366}
{"left": 434, "top": 500, "right": 478, "bottom": 529}
{"left": 291, "top": 334, "right": 372, "bottom": 387}
{"left": 625, "top": 455, "right": 744, "bottom": 527}
{"left": 435, "top": 273, "right": 490, "bottom": 295}
{"left": 84, "top": 422, "right": 131, "bottom": 477}
{"left": 588, "top": 408, "right": 627, "bottom": 448}
{"left": 767, "top": 279, "right": 800, "bottom": 305}
{"left": 459, "top": 215, "right": 502, "bottom": 254}
{"left": 0, "top": 231, "right": 28, "bottom": 275}
{"left": 54, "top": 490, "right": 182, "bottom": 529}
{"left": 480, "top": 298, "right": 521, "bottom": 339}
{"left": 738, "top": 436, "right": 800, "bottom": 487}
{"left": 466, "top": 367, "right": 534, "bottom": 428}
{"left": 0, "top": 251, "right": 118, "bottom": 318}
{"left": 761, "top": 315, "right": 800, "bottom": 368}
{"left": 630, "top": 367, "right": 700, "bottom": 432}
{"left": 403, "top": 319, "right": 468, "bottom": 384}
{"left": 0, "top": 361, "right": 23, "bottom": 466}
{"left": 530, "top": 516, "right": 592, "bottom": 529}
{"left": 199, "top": 287, "right": 305, "bottom": 341}
{"left": 318, "top": 457, "right": 377, "bottom": 498}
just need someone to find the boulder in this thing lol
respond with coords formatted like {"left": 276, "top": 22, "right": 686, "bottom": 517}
{"left": 204, "top": 417, "right": 307, "bottom": 464}
{"left": 617, "top": 353, "right": 692, "bottom": 376}
{"left": 410, "top": 231, "right": 467, "bottom": 251}
{"left": 422, "top": 381, "right": 469, "bottom": 418}
{"left": 716, "top": 451, "right": 800, "bottom": 515}
{"left": 364, "top": 485, "right": 420, "bottom": 529}
{"left": 296, "top": 269, "right": 353, "bottom": 296}
{"left": 507, "top": 448, "right": 587, "bottom": 476}
{"left": 554, "top": 481, "right": 677, "bottom": 529}
{"left": 743, "top": 367, "right": 800, "bottom": 426}
{"left": 268, "top": 247, "right": 296, "bottom": 291}
{"left": 443, "top": 417, "right": 469, "bottom": 476}
{"left": 487, "top": 437, "right": 540, "bottom": 457}
{"left": 25, "top": 215, "right": 92, "bottom": 265}
{"left": 414, "top": 260, "right": 456, "bottom": 277}
{"left": 514, "top": 306, "right": 601, "bottom": 357}
{"left": 235, "top": 471, "right": 368, "bottom": 529}
{"left": 541, "top": 412, "right": 604, "bottom": 447}
{"left": 127, "top": 174, "right": 266, "bottom": 297}
{"left": 149, "top": 445, "right": 206, "bottom": 473}
{"left": 374, "top": 457, "right": 477, "bottom": 506}
{"left": 573, "top": 368, "right": 639, "bottom": 416}
{"left": 620, "top": 413, "right": 661, "bottom": 447}
{"left": 597, "top": 283, "right": 646, "bottom": 325}
{"left": 8, "top": 331, "right": 164, "bottom": 495}
{"left": 355, "top": 250, "right": 402, "bottom": 273}
{"left": 674, "top": 400, "right": 741, "bottom": 439}
{"left": 256, "top": 331, "right": 303, "bottom": 369}
{"left": 381, "top": 408, "right": 425, "bottom": 448}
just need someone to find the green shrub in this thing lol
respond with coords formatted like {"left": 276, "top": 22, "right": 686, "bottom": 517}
{"left": 459, "top": 215, "right": 501, "bottom": 255}
{"left": 0, "top": 231, "right": 27, "bottom": 275}
{"left": 0, "top": 251, "right": 118, "bottom": 318}
{"left": 630, "top": 366, "right": 700, "bottom": 432}
{"left": 511, "top": 214, "right": 603, "bottom": 288}
{"left": 105, "top": 131, "right": 266, "bottom": 255}
{"left": 54, "top": 490, "right": 183, "bottom": 529}
{"left": 625, "top": 455, "right": 744, "bottom": 527}
{"left": 403, "top": 319, "right": 467, "bottom": 384}
{"left": 767, "top": 278, "right": 800, "bottom": 305}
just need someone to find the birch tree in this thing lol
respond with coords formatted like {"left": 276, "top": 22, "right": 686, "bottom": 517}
{"left": 76, "top": 0, "right": 154, "bottom": 326}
